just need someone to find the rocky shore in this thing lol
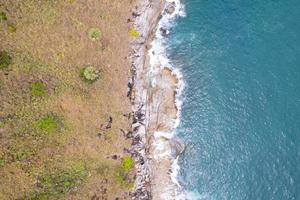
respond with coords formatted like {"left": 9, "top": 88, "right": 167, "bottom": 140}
{"left": 127, "top": 0, "right": 185, "bottom": 199}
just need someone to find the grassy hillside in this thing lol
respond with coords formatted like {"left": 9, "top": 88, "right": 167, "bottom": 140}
{"left": 0, "top": 0, "right": 135, "bottom": 199}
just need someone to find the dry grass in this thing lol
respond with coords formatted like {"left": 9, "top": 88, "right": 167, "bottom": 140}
{"left": 0, "top": 0, "right": 136, "bottom": 199}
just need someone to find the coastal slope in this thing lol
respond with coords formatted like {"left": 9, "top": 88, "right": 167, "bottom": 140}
{"left": 0, "top": 0, "right": 135, "bottom": 199}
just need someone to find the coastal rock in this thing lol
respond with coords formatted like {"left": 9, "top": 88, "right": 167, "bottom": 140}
{"left": 165, "top": 3, "right": 176, "bottom": 14}
{"left": 128, "top": 0, "right": 180, "bottom": 199}
{"left": 159, "top": 27, "right": 168, "bottom": 36}
{"left": 169, "top": 138, "right": 185, "bottom": 158}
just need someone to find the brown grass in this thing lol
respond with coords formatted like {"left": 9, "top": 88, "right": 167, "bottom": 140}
{"left": 0, "top": 0, "right": 136, "bottom": 199}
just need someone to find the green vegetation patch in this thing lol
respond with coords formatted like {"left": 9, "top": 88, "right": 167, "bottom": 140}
{"left": 88, "top": 27, "right": 102, "bottom": 41}
{"left": 0, "top": 11, "right": 7, "bottom": 21}
{"left": 80, "top": 66, "right": 100, "bottom": 83}
{"left": 129, "top": 28, "right": 140, "bottom": 38}
{"left": 7, "top": 144, "right": 36, "bottom": 162}
{"left": 0, "top": 51, "right": 12, "bottom": 70}
{"left": 122, "top": 156, "right": 134, "bottom": 173}
{"left": 115, "top": 156, "right": 134, "bottom": 188}
{"left": 24, "top": 163, "right": 88, "bottom": 199}
{"left": 37, "top": 114, "right": 61, "bottom": 134}
{"left": 0, "top": 157, "right": 5, "bottom": 167}
{"left": 30, "top": 82, "right": 46, "bottom": 97}
{"left": 7, "top": 23, "right": 16, "bottom": 33}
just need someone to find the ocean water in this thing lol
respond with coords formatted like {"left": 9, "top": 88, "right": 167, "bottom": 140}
{"left": 166, "top": 0, "right": 300, "bottom": 199}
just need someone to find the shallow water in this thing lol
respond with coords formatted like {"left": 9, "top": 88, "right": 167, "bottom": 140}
{"left": 167, "top": 0, "right": 300, "bottom": 199}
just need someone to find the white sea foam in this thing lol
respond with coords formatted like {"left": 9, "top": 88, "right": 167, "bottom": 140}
{"left": 148, "top": 0, "right": 190, "bottom": 199}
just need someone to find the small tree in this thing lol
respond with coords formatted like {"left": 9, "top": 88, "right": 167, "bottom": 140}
{"left": 80, "top": 66, "right": 100, "bottom": 83}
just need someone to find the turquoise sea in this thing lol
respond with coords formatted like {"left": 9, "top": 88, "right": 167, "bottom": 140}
{"left": 167, "top": 0, "right": 300, "bottom": 199}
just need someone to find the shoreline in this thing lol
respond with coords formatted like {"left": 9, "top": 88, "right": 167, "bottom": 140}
{"left": 128, "top": 0, "right": 185, "bottom": 199}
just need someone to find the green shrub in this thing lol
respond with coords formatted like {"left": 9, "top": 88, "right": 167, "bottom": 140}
{"left": 0, "top": 157, "right": 5, "bottom": 167}
{"left": 30, "top": 82, "right": 46, "bottom": 97}
{"left": 115, "top": 156, "right": 134, "bottom": 188}
{"left": 80, "top": 66, "right": 100, "bottom": 83}
{"left": 129, "top": 28, "right": 140, "bottom": 38}
{"left": 122, "top": 156, "right": 134, "bottom": 172}
{"left": 37, "top": 115, "right": 60, "bottom": 133}
{"left": 88, "top": 28, "right": 101, "bottom": 41}
{"left": 7, "top": 23, "right": 16, "bottom": 33}
{"left": 0, "top": 51, "right": 12, "bottom": 70}
{"left": 0, "top": 11, "right": 7, "bottom": 21}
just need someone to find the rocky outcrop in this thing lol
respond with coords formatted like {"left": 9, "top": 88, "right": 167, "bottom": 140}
{"left": 127, "top": 0, "right": 184, "bottom": 199}
{"left": 127, "top": 0, "right": 166, "bottom": 199}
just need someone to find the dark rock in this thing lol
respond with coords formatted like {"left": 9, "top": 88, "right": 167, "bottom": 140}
{"left": 132, "top": 12, "right": 140, "bottom": 17}
{"left": 127, "top": 81, "right": 133, "bottom": 98}
{"left": 133, "top": 125, "right": 140, "bottom": 132}
{"left": 105, "top": 116, "right": 112, "bottom": 129}
{"left": 112, "top": 155, "right": 118, "bottom": 160}
{"left": 135, "top": 110, "right": 145, "bottom": 120}
{"left": 91, "top": 194, "right": 100, "bottom": 200}
{"left": 133, "top": 116, "right": 138, "bottom": 124}
{"left": 132, "top": 136, "right": 141, "bottom": 145}
{"left": 126, "top": 131, "right": 133, "bottom": 139}
{"left": 159, "top": 27, "right": 168, "bottom": 36}
{"left": 120, "top": 129, "right": 126, "bottom": 137}
{"left": 139, "top": 157, "right": 145, "bottom": 165}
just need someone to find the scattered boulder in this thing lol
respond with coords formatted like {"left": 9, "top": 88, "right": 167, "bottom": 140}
{"left": 132, "top": 12, "right": 140, "bottom": 18}
{"left": 105, "top": 116, "right": 112, "bottom": 129}
{"left": 91, "top": 195, "right": 100, "bottom": 200}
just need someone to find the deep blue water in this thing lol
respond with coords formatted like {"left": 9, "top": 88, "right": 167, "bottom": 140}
{"left": 168, "top": 0, "right": 300, "bottom": 199}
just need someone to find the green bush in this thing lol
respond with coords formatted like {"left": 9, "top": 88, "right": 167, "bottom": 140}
{"left": 122, "top": 156, "right": 134, "bottom": 173}
{"left": 7, "top": 23, "right": 16, "bottom": 33}
{"left": 115, "top": 156, "right": 134, "bottom": 188}
{"left": 0, "top": 51, "right": 12, "bottom": 70}
{"left": 80, "top": 66, "right": 100, "bottom": 83}
{"left": 88, "top": 28, "right": 101, "bottom": 41}
{"left": 129, "top": 28, "right": 140, "bottom": 38}
{"left": 30, "top": 82, "right": 46, "bottom": 97}
{"left": 37, "top": 115, "right": 60, "bottom": 133}
{"left": 0, "top": 11, "right": 7, "bottom": 21}
{"left": 0, "top": 157, "right": 5, "bottom": 167}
